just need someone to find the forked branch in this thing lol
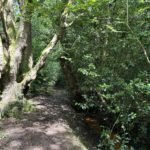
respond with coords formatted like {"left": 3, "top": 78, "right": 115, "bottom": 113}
{"left": 21, "top": 0, "right": 74, "bottom": 87}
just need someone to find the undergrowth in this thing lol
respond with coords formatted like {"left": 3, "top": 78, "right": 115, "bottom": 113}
{"left": 2, "top": 100, "right": 36, "bottom": 119}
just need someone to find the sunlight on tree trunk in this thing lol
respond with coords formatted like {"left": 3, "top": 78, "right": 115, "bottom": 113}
{"left": 0, "top": 0, "right": 74, "bottom": 114}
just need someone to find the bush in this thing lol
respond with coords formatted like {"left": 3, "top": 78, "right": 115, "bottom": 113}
{"left": 3, "top": 100, "right": 36, "bottom": 119}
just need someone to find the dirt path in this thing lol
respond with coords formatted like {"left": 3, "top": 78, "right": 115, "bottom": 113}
{"left": 0, "top": 89, "right": 97, "bottom": 150}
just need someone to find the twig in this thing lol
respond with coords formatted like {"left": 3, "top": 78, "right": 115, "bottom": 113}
{"left": 126, "top": 0, "right": 150, "bottom": 65}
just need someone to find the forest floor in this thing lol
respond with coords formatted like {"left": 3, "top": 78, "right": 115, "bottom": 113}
{"left": 0, "top": 88, "right": 98, "bottom": 150}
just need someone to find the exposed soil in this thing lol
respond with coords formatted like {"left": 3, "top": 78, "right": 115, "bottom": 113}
{"left": 0, "top": 89, "right": 98, "bottom": 150}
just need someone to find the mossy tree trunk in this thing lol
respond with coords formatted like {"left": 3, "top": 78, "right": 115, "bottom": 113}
{"left": 0, "top": 0, "right": 73, "bottom": 114}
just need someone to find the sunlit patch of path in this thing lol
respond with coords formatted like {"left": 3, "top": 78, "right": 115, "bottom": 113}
{"left": 0, "top": 89, "right": 88, "bottom": 150}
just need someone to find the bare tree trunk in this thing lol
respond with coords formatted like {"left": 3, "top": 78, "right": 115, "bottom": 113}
{"left": 17, "top": 14, "right": 33, "bottom": 95}
{"left": 60, "top": 56, "right": 84, "bottom": 103}
{"left": 18, "top": 21, "right": 33, "bottom": 82}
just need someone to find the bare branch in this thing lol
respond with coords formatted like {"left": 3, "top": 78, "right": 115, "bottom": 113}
{"left": 126, "top": 1, "right": 150, "bottom": 65}
{"left": 0, "top": 36, "right": 8, "bottom": 78}
{"left": 0, "top": 0, "right": 16, "bottom": 44}
{"left": 0, "top": 13, "right": 9, "bottom": 48}
{"left": 9, "top": 0, "right": 34, "bottom": 81}
{"left": 127, "top": 24, "right": 150, "bottom": 65}
{"left": 21, "top": 0, "right": 74, "bottom": 87}
{"left": 21, "top": 34, "right": 59, "bottom": 86}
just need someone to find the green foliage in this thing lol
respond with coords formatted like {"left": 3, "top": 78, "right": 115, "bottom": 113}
{"left": 0, "top": 132, "right": 7, "bottom": 140}
{"left": 30, "top": 3, "right": 63, "bottom": 93}
{"left": 58, "top": 0, "right": 150, "bottom": 149}
{"left": 3, "top": 100, "right": 36, "bottom": 119}
{"left": 30, "top": 57, "right": 61, "bottom": 94}
{"left": 11, "top": 0, "right": 149, "bottom": 149}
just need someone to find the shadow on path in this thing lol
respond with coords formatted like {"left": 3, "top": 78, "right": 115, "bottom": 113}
{"left": 0, "top": 89, "right": 91, "bottom": 150}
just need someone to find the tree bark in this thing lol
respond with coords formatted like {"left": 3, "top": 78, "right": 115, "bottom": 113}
{"left": 0, "top": 82, "right": 24, "bottom": 115}
{"left": 0, "top": 0, "right": 74, "bottom": 114}
{"left": 60, "top": 56, "right": 84, "bottom": 103}
{"left": 18, "top": 20, "right": 33, "bottom": 81}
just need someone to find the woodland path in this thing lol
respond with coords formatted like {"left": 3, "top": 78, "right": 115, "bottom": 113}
{"left": 0, "top": 89, "right": 97, "bottom": 150}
